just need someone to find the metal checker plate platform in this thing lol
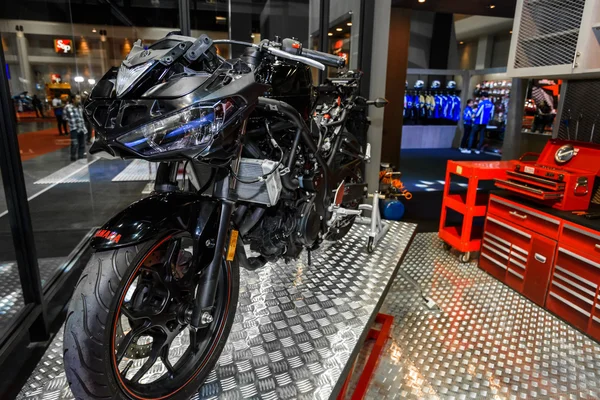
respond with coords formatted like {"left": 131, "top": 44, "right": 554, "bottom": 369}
{"left": 17, "top": 221, "right": 416, "bottom": 400}
{"left": 366, "top": 232, "right": 600, "bottom": 400}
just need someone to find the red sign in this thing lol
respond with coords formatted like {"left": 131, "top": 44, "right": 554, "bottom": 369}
{"left": 54, "top": 39, "right": 73, "bottom": 54}
{"left": 50, "top": 74, "right": 62, "bottom": 83}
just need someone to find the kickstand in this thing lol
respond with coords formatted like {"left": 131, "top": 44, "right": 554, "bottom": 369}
{"left": 307, "top": 249, "right": 311, "bottom": 266}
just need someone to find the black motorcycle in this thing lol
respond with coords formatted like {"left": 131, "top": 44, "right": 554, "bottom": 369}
{"left": 64, "top": 33, "right": 385, "bottom": 400}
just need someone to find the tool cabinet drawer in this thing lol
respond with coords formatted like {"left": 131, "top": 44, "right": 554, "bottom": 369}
{"left": 488, "top": 195, "right": 561, "bottom": 240}
{"left": 561, "top": 223, "right": 600, "bottom": 260}
{"left": 546, "top": 245, "right": 600, "bottom": 332}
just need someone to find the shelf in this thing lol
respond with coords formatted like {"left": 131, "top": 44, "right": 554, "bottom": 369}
{"left": 520, "top": 28, "right": 579, "bottom": 44}
{"left": 447, "top": 160, "right": 512, "bottom": 181}
{"left": 439, "top": 225, "right": 484, "bottom": 253}
{"left": 444, "top": 192, "right": 490, "bottom": 216}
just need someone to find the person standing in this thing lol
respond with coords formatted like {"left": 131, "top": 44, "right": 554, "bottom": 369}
{"left": 81, "top": 91, "right": 93, "bottom": 144}
{"left": 63, "top": 94, "right": 88, "bottom": 161}
{"left": 32, "top": 94, "right": 44, "bottom": 118}
{"left": 532, "top": 100, "right": 552, "bottom": 133}
{"left": 459, "top": 99, "right": 475, "bottom": 153}
{"left": 469, "top": 92, "right": 494, "bottom": 154}
{"left": 52, "top": 94, "right": 68, "bottom": 135}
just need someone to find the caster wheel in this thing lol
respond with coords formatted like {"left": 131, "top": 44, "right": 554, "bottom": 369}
{"left": 459, "top": 252, "right": 471, "bottom": 263}
{"left": 442, "top": 242, "right": 452, "bottom": 251}
{"left": 367, "top": 237, "right": 374, "bottom": 253}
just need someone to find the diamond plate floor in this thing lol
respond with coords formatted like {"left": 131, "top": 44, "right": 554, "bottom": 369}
{"left": 364, "top": 232, "right": 600, "bottom": 400}
{"left": 17, "top": 221, "right": 416, "bottom": 400}
{"left": 0, "top": 257, "right": 66, "bottom": 339}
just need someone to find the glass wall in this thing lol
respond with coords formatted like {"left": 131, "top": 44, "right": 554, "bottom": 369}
{"left": 0, "top": 1, "right": 182, "bottom": 297}
{"left": 0, "top": 0, "right": 187, "bottom": 353}
{"left": 1, "top": 0, "right": 367, "bottom": 357}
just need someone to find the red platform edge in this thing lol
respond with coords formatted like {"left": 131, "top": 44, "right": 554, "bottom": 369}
{"left": 336, "top": 313, "right": 394, "bottom": 400}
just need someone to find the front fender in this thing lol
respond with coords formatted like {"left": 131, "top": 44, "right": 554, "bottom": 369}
{"left": 91, "top": 192, "right": 218, "bottom": 250}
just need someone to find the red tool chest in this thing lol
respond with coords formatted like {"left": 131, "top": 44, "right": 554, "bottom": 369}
{"left": 480, "top": 193, "right": 600, "bottom": 342}
{"left": 494, "top": 139, "right": 600, "bottom": 211}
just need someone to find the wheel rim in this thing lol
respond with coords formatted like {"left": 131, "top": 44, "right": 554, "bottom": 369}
{"left": 329, "top": 166, "right": 362, "bottom": 238}
{"left": 110, "top": 234, "right": 232, "bottom": 399}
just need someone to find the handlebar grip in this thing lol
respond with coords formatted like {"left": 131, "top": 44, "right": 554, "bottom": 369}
{"left": 301, "top": 48, "right": 346, "bottom": 68}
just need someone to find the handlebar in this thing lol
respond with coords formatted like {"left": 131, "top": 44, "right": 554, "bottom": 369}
{"left": 212, "top": 38, "right": 345, "bottom": 71}
{"left": 301, "top": 48, "right": 346, "bottom": 68}
{"left": 281, "top": 38, "right": 345, "bottom": 69}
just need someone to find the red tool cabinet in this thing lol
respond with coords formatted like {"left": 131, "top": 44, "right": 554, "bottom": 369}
{"left": 480, "top": 193, "right": 600, "bottom": 342}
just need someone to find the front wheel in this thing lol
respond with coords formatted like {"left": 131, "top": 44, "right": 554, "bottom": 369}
{"left": 64, "top": 233, "right": 239, "bottom": 400}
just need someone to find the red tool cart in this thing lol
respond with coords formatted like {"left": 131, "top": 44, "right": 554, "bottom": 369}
{"left": 439, "top": 160, "right": 512, "bottom": 262}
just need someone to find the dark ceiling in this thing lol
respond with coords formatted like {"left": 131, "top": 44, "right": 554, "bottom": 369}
{"left": 392, "top": 0, "right": 517, "bottom": 19}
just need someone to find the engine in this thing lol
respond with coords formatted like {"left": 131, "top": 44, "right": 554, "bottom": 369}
{"left": 235, "top": 115, "right": 325, "bottom": 262}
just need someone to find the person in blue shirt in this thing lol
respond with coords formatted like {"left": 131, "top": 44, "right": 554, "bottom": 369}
{"left": 469, "top": 92, "right": 494, "bottom": 154}
{"left": 459, "top": 99, "right": 475, "bottom": 153}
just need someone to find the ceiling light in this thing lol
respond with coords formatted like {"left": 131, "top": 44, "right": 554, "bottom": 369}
{"left": 92, "top": 28, "right": 97, "bottom": 33}
{"left": 74, "top": 76, "right": 84, "bottom": 83}
{"left": 418, "top": 0, "right": 426, "bottom": 3}
{"left": 336, "top": 28, "right": 343, "bottom": 32}
{"left": 510, "top": 30, "right": 513, "bottom": 34}
{"left": 489, "top": 4, "right": 496, "bottom": 8}
{"left": 347, "top": 22, "right": 352, "bottom": 26}
{"left": 328, "top": 32, "right": 333, "bottom": 36}
{"left": 251, "top": 34, "right": 255, "bottom": 38}
{"left": 88, "top": 78, "right": 96, "bottom": 85}
{"left": 460, "top": 41, "right": 464, "bottom": 44}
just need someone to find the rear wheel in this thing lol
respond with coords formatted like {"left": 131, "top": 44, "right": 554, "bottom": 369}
{"left": 64, "top": 233, "right": 239, "bottom": 400}
{"left": 328, "top": 154, "right": 364, "bottom": 242}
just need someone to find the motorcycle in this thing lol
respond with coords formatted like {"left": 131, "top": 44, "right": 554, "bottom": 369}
{"left": 64, "top": 32, "right": 386, "bottom": 400}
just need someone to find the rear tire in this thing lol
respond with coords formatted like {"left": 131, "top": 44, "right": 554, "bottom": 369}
{"left": 64, "top": 237, "right": 239, "bottom": 400}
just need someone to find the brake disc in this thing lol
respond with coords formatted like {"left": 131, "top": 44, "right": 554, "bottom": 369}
{"left": 115, "top": 319, "right": 153, "bottom": 359}
{"left": 115, "top": 318, "right": 152, "bottom": 360}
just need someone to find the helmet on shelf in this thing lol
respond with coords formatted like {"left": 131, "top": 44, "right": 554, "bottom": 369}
{"left": 414, "top": 80, "right": 425, "bottom": 89}
{"left": 446, "top": 80, "right": 457, "bottom": 89}
{"left": 431, "top": 80, "right": 441, "bottom": 89}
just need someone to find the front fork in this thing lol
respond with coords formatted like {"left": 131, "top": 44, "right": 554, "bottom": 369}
{"left": 190, "top": 171, "right": 236, "bottom": 328}
{"left": 152, "top": 161, "right": 235, "bottom": 328}
{"left": 190, "top": 198, "right": 234, "bottom": 327}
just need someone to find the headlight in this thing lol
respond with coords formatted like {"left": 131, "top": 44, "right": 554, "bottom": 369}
{"left": 117, "top": 98, "right": 240, "bottom": 156}
{"left": 116, "top": 61, "right": 155, "bottom": 97}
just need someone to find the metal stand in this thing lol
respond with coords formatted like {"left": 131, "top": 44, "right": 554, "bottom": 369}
{"left": 357, "top": 191, "right": 391, "bottom": 253}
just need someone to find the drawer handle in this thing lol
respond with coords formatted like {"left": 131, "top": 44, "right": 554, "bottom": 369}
{"left": 509, "top": 211, "right": 527, "bottom": 219}
{"left": 534, "top": 253, "right": 546, "bottom": 263}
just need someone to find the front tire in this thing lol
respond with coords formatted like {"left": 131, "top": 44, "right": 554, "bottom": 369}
{"left": 64, "top": 235, "right": 239, "bottom": 400}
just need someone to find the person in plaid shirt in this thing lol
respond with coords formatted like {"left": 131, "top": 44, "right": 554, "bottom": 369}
{"left": 63, "top": 94, "right": 88, "bottom": 161}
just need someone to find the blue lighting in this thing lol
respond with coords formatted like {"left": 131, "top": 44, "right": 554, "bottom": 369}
{"left": 123, "top": 137, "right": 147, "bottom": 148}
{"left": 163, "top": 113, "right": 214, "bottom": 139}
{"left": 123, "top": 112, "right": 215, "bottom": 148}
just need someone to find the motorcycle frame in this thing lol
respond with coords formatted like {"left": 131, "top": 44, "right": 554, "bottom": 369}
{"left": 90, "top": 92, "right": 367, "bottom": 327}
